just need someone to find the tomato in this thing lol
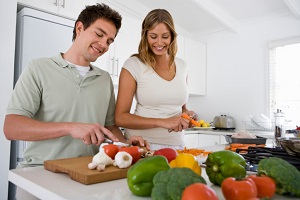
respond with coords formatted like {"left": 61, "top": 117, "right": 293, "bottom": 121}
{"left": 181, "top": 183, "right": 218, "bottom": 200}
{"left": 102, "top": 144, "right": 119, "bottom": 159}
{"left": 153, "top": 148, "right": 178, "bottom": 163}
{"left": 119, "top": 146, "right": 142, "bottom": 163}
{"left": 221, "top": 177, "right": 257, "bottom": 200}
{"left": 247, "top": 175, "right": 276, "bottom": 198}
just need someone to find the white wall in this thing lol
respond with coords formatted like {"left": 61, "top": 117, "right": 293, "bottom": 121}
{"left": 187, "top": 13, "right": 300, "bottom": 130}
{"left": 0, "top": 0, "right": 17, "bottom": 199}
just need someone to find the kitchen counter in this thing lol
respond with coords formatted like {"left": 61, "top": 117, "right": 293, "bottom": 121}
{"left": 184, "top": 128, "right": 284, "bottom": 139}
{"left": 9, "top": 144, "right": 298, "bottom": 200}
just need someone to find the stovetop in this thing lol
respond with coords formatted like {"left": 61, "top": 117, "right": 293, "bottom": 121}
{"left": 236, "top": 146, "right": 300, "bottom": 172}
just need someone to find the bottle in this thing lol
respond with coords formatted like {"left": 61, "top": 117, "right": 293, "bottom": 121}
{"left": 274, "top": 109, "right": 285, "bottom": 147}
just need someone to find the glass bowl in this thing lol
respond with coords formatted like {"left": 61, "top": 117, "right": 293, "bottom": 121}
{"left": 280, "top": 138, "right": 300, "bottom": 156}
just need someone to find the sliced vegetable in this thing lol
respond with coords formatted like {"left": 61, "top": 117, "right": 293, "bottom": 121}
{"left": 221, "top": 177, "right": 257, "bottom": 200}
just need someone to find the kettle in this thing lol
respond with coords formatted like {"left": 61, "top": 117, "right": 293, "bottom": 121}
{"left": 213, "top": 115, "right": 235, "bottom": 129}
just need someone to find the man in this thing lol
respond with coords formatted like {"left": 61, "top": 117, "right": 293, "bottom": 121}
{"left": 4, "top": 3, "right": 147, "bottom": 168}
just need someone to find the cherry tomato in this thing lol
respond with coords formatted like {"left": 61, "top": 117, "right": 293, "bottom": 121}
{"left": 102, "top": 144, "right": 119, "bottom": 159}
{"left": 221, "top": 177, "right": 257, "bottom": 200}
{"left": 181, "top": 183, "right": 218, "bottom": 200}
{"left": 119, "top": 146, "right": 142, "bottom": 163}
{"left": 247, "top": 175, "right": 276, "bottom": 198}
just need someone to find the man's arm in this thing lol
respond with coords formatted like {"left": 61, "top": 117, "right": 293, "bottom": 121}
{"left": 3, "top": 114, "right": 119, "bottom": 146}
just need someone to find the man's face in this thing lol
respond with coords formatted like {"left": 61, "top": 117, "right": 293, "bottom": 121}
{"left": 76, "top": 18, "right": 117, "bottom": 63}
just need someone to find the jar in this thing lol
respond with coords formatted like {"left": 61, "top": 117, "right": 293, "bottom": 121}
{"left": 274, "top": 109, "right": 285, "bottom": 147}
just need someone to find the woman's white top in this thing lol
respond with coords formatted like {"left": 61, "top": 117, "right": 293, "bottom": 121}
{"left": 122, "top": 56, "right": 189, "bottom": 146}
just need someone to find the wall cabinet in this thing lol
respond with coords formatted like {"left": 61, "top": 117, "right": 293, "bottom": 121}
{"left": 177, "top": 36, "right": 207, "bottom": 96}
{"left": 17, "top": 0, "right": 93, "bottom": 19}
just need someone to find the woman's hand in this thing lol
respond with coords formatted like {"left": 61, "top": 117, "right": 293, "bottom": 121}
{"left": 161, "top": 115, "right": 190, "bottom": 132}
{"left": 185, "top": 111, "right": 199, "bottom": 121}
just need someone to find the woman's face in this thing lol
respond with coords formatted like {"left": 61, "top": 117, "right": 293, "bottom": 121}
{"left": 147, "top": 23, "right": 171, "bottom": 56}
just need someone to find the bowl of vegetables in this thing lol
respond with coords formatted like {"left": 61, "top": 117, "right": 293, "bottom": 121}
{"left": 279, "top": 138, "right": 300, "bottom": 156}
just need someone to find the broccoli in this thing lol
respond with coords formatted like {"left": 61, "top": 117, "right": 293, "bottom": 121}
{"left": 258, "top": 157, "right": 300, "bottom": 197}
{"left": 151, "top": 167, "right": 206, "bottom": 200}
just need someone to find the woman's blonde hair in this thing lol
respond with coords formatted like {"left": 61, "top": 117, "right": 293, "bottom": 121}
{"left": 134, "top": 9, "right": 178, "bottom": 70}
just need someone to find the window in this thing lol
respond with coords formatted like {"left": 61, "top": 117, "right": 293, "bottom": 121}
{"left": 268, "top": 36, "right": 300, "bottom": 130}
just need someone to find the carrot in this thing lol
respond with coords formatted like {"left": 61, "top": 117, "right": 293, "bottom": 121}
{"left": 177, "top": 147, "right": 205, "bottom": 156}
{"left": 230, "top": 143, "right": 245, "bottom": 148}
{"left": 226, "top": 143, "right": 267, "bottom": 152}
{"left": 181, "top": 113, "right": 200, "bottom": 127}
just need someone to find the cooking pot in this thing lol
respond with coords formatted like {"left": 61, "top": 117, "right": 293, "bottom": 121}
{"left": 213, "top": 115, "right": 235, "bottom": 129}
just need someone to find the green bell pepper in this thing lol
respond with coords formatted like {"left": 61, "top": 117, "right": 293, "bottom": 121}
{"left": 127, "top": 155, "right": 170, "bottom": 196}
{"left": 205, "top": 150, "right": 246, "bottom": 186}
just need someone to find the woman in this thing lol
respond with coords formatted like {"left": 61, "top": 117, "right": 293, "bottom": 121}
{"left": 115, "top": 9, "right": 198, "bottom": 150}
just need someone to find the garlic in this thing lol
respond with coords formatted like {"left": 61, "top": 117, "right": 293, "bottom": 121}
{"left": 88, "top": 150, "right": 114, "bottom": 171}
{"left": 113, "top": 151, "right": 133, "bottom": 169}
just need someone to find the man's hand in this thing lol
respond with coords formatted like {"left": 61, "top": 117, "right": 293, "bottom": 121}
{"left": 69, "top": 123, "right": 119, "bottom": 146}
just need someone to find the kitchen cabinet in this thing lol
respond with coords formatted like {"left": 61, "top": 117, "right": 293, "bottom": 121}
{"left": 17, "top": 0, "right": 93, "bottom": 19}
{"left": 199, "top": 134, "right": 225, "bottom": 147}
{"left": 176, "top": 35, "right": 185, "bottom": 60}
{"left": 177, "top": 36, "right": 207, "bottom": 96}
{"left": 184, "top": 133, "right": 199, "bottom": 148}
{"left": 185, "top": 38, "right": 207, "bottom": 96}
{"left": 92, "top": 15, "right": 141, "bottom": 86}
{"left": 184, "top": 132, "right": 227, "bottom": 148}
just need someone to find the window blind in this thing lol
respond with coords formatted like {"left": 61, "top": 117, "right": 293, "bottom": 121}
{"left": 268, "top": 36, "right": 300, "bottom": 128}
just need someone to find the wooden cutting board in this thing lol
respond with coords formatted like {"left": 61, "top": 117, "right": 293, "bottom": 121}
{"left": 44, "top": 156, "right": 129, "bottom": 185}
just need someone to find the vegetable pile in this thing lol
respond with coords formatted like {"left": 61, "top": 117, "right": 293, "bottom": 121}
{"left": 125, "top": 146, "right": 300, "bottom": 199}
{"left": 88, "top": 143, "right": 143, "bottom": 171}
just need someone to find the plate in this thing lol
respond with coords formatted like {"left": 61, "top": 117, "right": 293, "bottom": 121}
{"left": 192, "top": 127, "right": 214, "bottom": 130}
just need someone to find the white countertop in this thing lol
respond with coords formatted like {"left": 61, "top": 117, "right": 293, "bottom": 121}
{"left": 183, "top": 128, "right": 283, "bottom": 139}
{"left": 9, "top": 144, "right": 297, "bottom": 200}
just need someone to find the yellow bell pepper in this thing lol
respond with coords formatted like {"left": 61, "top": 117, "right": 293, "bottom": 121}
{"left": 169, "top": 153, "right": 201, "bottom": 175}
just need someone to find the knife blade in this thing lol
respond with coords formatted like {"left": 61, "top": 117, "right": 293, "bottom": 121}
{"left": 103, "top": 138, "right": 129, "bottom": 146}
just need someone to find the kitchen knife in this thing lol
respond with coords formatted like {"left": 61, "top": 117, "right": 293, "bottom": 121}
{"left": 103, "top": 138, "right": 129, "bottom": 146}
